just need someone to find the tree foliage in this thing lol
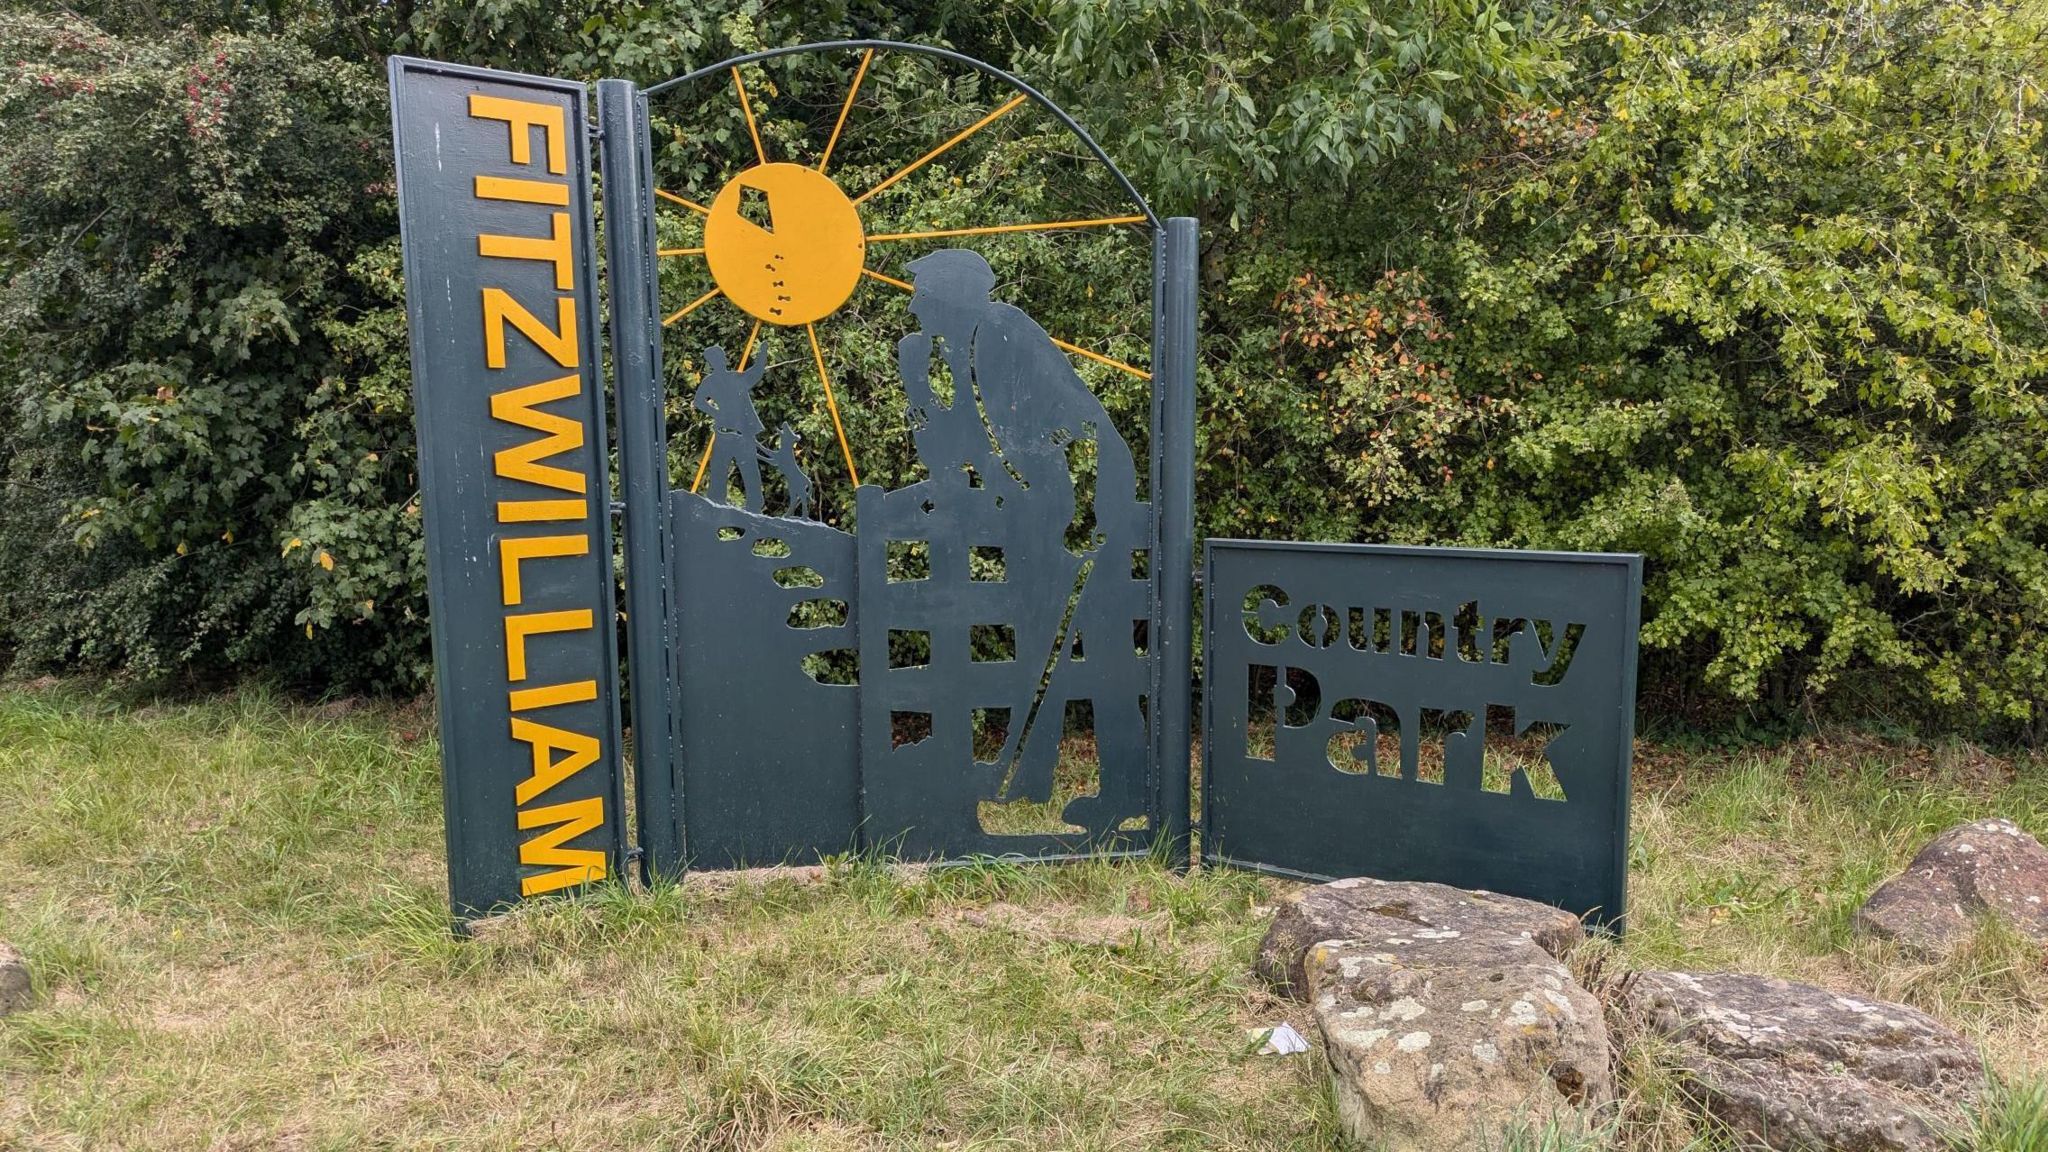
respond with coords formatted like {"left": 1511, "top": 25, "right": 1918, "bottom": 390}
{"left": 0, "top": 0, "right": 2044, "bottom": 740}
{"left": 0, "top": 13, "right": 402, "bottom": 683}
{"left": 1431, "top": 2, "right": 2048, "bottom": 728}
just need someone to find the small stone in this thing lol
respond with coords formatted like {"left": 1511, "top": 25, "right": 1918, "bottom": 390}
{"left": 1853, "top": 818, "right": 2048, "bottom": 957}
{"left": 0, "top": 941, "right": 30, "bottom": 1016}
{"left": 1618, "top": 971, "right": 1982, "bottom": 1152}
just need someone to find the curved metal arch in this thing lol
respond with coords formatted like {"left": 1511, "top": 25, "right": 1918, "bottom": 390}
{"left": 641, "top": 39, "right": 1159, "bottom": 230}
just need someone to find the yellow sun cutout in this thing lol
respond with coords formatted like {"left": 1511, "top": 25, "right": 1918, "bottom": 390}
{"left": 704, "top": 162, "right": 866, "bottom": 326}
{"left": 654, "top": 53, "right": 1152, "bottom": 497}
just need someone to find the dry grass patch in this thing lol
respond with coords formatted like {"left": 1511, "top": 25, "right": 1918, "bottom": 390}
{"left": 0, "top": 686, "right": 1338, "bottom": 1150}
{"left": 0, "top": 686, "right": 2044, "bottom": 1150}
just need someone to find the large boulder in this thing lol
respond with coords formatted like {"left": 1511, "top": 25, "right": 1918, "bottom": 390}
{"left": 1257, "top": 879, "right": 1608, "bottom": 1150}
{"left": 1306, "top": 933, "right": 1612, "bottom": 1151}
{"left": 1256, "top": 876, "right": 1585, "bottom": 999}
{"left": 1853, "top": 818, "right": 2048, "bottom": 958}
{"left": 1618, "top": 971, "right": 1982, "bottom": 1152}
{"left": 0, "top": 941, "right": 29, "bottom": 1016}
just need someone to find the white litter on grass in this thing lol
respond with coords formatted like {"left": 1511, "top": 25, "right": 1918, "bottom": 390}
{"left": 1252, "top": 1022, "right": 1311, "bottom": 1055}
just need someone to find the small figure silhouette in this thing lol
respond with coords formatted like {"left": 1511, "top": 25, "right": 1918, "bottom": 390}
{"left": 694, "top": 345, "right": 766, "bottom": 513}
{"left": 759, "top": 423, "right": 812, "bottom": 520}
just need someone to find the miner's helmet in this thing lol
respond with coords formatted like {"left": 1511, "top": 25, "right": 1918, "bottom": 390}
{"left": 905, "top": 249, "right": 996, "bottom": 301}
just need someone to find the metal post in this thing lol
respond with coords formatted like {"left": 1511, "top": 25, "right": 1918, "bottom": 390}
{"left": 1153, "top": 217, "right": 1199, "bottom": 865}
{"left": 597, "top": 79, "right": 684, "bottom": 881}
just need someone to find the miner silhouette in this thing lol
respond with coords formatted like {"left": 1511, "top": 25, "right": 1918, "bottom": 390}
{"left": 897, "top": 249, "right": 1141, "bottom": 548}
{"left": 886, "top": 249, "right": 1151, "bottom": 837}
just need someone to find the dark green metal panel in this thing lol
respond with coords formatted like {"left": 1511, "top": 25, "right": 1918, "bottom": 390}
{"left": 657, "top": 247, "right": 1166, "bottom": 866}
{"left": 853, "top": 251, "right": 1157, "bottom": 858}
{"left": 389, "top": 58, "right": 627, "bottom": 918}
{"left": 1151, "top": 220, "right": 1199, "bottom": 863}
{"left": 672, "top": 495, "right": 863, "bottom": 867}
{"left": 609, "top": 44, "right": 1195, "bottom": 873}
{"left": 596, "top": 80, "right": 684, "bottom": 881}
{"left": 1202, "top": 541, "right": 1640, "bottom": 926}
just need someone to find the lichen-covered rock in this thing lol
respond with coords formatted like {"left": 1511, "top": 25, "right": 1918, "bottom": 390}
{"left": 1307, "top": 933, "right": 1612, "bottom": 1152}
{"left": 1619, "top": 971, "right": 1982, "bottom": 1152}
{"left": 1853, "top": 818, "right": 2048, "bottom": 958}
{"left": 1255, "top": 876, "right": 1585, "bottom": 999}
{"left": 0, "top": 941, "right": 29, "bottom": 1016}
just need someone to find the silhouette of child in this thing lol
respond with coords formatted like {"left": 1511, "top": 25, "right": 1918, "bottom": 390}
{"left": 759, "top": 423, "right": 812, "bottom": 519}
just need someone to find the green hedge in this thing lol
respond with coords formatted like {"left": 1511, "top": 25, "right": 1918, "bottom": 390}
{"left": 2, "top": 1, "right": 2045, "bottom": 739}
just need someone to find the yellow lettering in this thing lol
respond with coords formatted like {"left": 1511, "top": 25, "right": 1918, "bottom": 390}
{"left": 482, "top": 289, "right": 577, "bottom": 369}
{"left": 468, "top": 94, "right": 567, "bottom": 175}
{"left": 499, "top": 534, "right": 589, "bottom": 605}
{"left": 505, "top": 609, "right": 593, "bottom": 681}
{"left": 509, "top": 679, "right": 599, "bottom": 712}
{"left": 510, "top": 717, "right": 601, "bottom": 805}
{"left": 475, "top": 175, "right": 570, "bottom": 205}
{"left": 490, "top": 373, "right": 586, "bottom": 493}
{"left": 498, "top": 498, "right": 588, "bottom": 523}
{"left": 516, "top": 796, "right": 607, "bottom": 895}
{"left": 479, "top": 213, "right": 575, "bottom": 291}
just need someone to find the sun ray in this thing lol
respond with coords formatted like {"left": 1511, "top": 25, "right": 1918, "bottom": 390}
{"left": 663, "top": 286, "right": 722, "bottom": 328}
{"left": 866, "top": 215, "right": 1148, "bottom": 244}
{"left": 1051, "top": 337, "right": 1152, "bottom": 381}
{"left": 690, "top": 321, "right": 762, "bottom": 495}
{"left": 732, "top": 66, "right": 768, "bottom": 167}
{"left": 852, "top": 93, "right": 1029, "bottom": 207}
{"left": 859, "top": 267, "right": 1152, "bottom": 381}
{"left": 689, "top": 442, "right": 714, "bottom": 495}
{"left": 656, "top": 188, "right": 712, "bottom": 216}
{"left": 807, "top": 323, "right": 861, "bottom": 488}
{"left": 818, "top": 48, "right": 874, "bottom": 175}
{"left": 665, "top": 66, "right": 1152, "bottom": 507}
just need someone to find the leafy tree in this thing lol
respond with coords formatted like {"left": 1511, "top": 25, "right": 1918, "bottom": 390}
{"left": 0, "top": 13, "right": 409, "bottom": 683}
{"left": 1423, "top": 1, "right": 2048, "bottom": 731}
{"left": 1021, "top": 0, "right": 1566, "bottom": 226}
{"left": 3, "top": 0, "right": 2046, "bottom": 744}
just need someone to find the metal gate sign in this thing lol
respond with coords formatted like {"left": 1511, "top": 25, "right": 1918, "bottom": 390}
{"left": 387, "top": 43, "right": 1641, "bottom": 930}
{"left": 389, "top": 59, "right": 626, "bottom": 918}
{"left": 595, "top": 45, "right": 1197, "bottom": 875}
{"left": 1203, "top": 541, "right": 1641, "bottom": 925}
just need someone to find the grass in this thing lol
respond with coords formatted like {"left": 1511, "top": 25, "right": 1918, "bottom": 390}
{"left": 1968, "top": 1073, "right": 2048, "bottom": 1152}
{"left": 0, "top": 682, "right": 2044, "bottom": 1150}
{"left": 1616, "top": 736, "right": 2048, "bottom": 1074}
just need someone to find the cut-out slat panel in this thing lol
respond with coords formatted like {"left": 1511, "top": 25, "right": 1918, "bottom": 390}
{"left": 1203, "top": 540, "right": 1640, "bottom": 928}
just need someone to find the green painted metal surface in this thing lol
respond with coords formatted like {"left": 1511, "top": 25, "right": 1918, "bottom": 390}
{"left": 389, "top": 58, "right": 626, "bottom": 918}
{"left": 1202, "top": 541, "right": 1641, "bottom": 926}
{"left": 388, "top": 44, "right": 1640, "bottom": 927}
